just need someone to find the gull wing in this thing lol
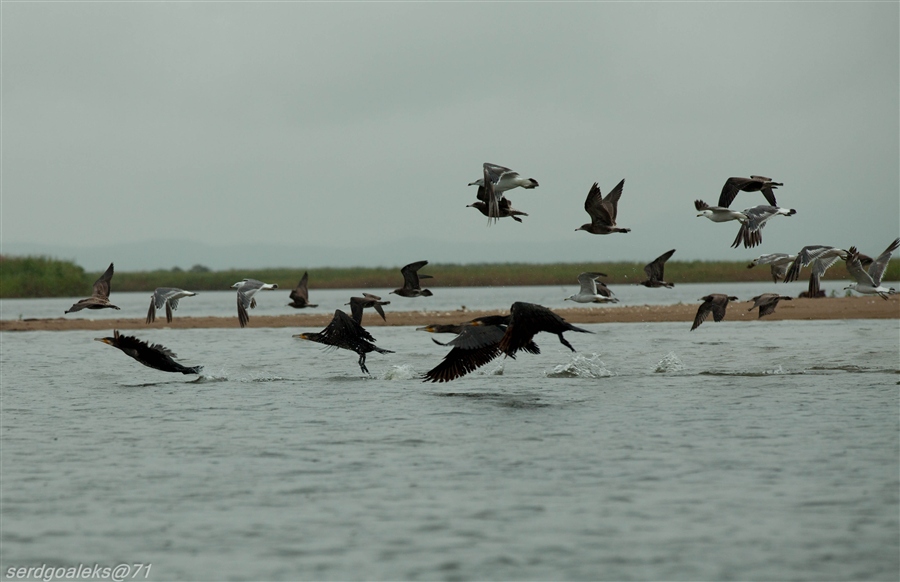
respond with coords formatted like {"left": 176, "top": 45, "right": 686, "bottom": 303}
{"left": 866, "top": 237, "right": 900, "bottom": 285}
{"left": 845, "top": 247, "right": 876, "bottom": 287}
{"left": 92, "top": 263, "right": 115, "bottom": 299}
{"left": 400, "top": 260, "right": 429, "bottom": 289}
{"left": 644, "top": 249, "right": 675, "bottom": 281}
{"left": 289, "top": 272, "right": 310, "bottom": 303}
{"left": 718, "top": 177, "right": 751, "bottom": 208}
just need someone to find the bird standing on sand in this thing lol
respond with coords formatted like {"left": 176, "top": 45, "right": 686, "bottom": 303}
{"left": 747, "top": 293, "right": 792, "bottom": 318}
{"left": 95, "top": 330, "right": 202, "bottom": 375}
{"left": 844, "top": 238, "right": 900, "bottom": 299}
{"left": 294, "top": 310, "right": 393, "bottom": 374}
{"left": 781, "top": 246, "right": 856, "bottom": 298}
{"left": 639, "top": 249, "right": 676, "bottom": 288}
{"left": 65, "top": 263, "right": 120, "bottom": 314}
{"left": 146, "top": 288, "right": 197, "bottom": 324}
{"left": 346, "top": 293, "right": 390, "bottom": 324}
{"left": 287, "top": 271, "right": 317, "bottom": 309}
{"left": 576, "top": 179, "right": 631, "bottom": 235}
{"left": 391, "top": 260, "right": 433, "bottom": 297}
{"left": 233, "top": 279, "right": 278, "bottom": 328}
{"left": 691, "top": 294, "right": 740, "bottom": 330}
{"left": 468, "top": 163, "right": 539, "bottom": 224}
{"left": 718, "top": 176, "right": 783, "bottom": 208}
{"left": 565, "top": 272, "right": 617, "bottom": 303}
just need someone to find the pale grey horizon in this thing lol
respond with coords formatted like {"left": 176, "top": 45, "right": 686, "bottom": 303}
{"left": 2, "top": 2, "right": 898, "bottom": 271}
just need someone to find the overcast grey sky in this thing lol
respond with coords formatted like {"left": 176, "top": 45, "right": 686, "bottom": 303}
{"left": 2, "top": 2, "right": 898, "bottom": 271}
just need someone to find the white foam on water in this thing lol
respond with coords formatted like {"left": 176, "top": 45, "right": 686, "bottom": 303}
{"left": 546, "top": 353, "right": 615, "bottom": 378}
{"left": 654, "top": 352, "right": 685, "bottom": 373}
{"left": 381, "top": 364, "right": 417, "bottom": 380}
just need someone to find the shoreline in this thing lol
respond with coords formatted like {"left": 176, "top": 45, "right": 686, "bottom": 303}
{"left": 2, "top": 296, "right": 897, "bottom": 332}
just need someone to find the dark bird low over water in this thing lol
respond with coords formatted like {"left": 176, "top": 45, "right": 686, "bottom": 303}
{"left": 576, "top": 179, "right": 630, "bottom": 235}
{"left": 146, "top": 287, "right": 197, "bottom": 324}
{"left": 691, "top": 294, "right": 740, "bottom": 331}
{"left": 391, "top": 260, "right": 433, "bottom": 297}
{"left": 346, "top": 293, "right": 390, "bottom": 324}
{"left": 65, "top": 263, "right": 120, "bottom": 314}
{"left": 499, "top": 302, "right": 593, "bottom": 358}
{"left": 95, "top": 330, "right": 202, "bottom": 374}
{"left": 288, "top": 271, "right": 317, "bottom": 309}
{"left": 420, "top": 314, "right": 539, "bottom": 383}
{"left": 748, "top": 293, "right": 792, "bottom": 318}
{"left": 294, "top": 309, "right": 393, "bottom": 374}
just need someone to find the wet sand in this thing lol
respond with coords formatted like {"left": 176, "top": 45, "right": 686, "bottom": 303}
{"left": 2, "top": 296, "right": 897, "bottom": 332}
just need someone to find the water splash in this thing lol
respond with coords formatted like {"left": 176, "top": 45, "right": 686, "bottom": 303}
{"left": 545, "top": 354, "right": 614, "bottom": 378}
{"left": 381, "top": 364, "right": 417, "bottom": 381}
{"left": 655, "top": 352, "right": 685, "bottom": 373}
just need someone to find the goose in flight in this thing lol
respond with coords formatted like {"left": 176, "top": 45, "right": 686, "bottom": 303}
{"left": 146, "top": 287, "right": 197, "bottom": 324}
{"left": 65, "top": 263, "right": 120, "bottom": 314}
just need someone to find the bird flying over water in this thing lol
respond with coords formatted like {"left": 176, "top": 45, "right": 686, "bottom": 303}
{"left": 844, "top": 238, "right": 900, "bottom": 299}
{"left": 95, "top": 330, "right": 202, "bottom": 374}
{"left": 346, "top": 293, "right": 390, "bottom": 324}
{"left": 146, "top": 288, "right": 197, "bottom": 324}
{"left": 781, "top": 246, "right": 857, "bottom": 298}
{"left": 639, "top": 249, "right": 676, "bottom": 288}
{"left": 576, "top": 179, "right": 630, "bottom": 235}
{"left": 419, "top": 315, "right": 536, "bottom": 383}
{"left": 499, "top": 302, "right": 593, "bottom": 358}
{"left": 288, "top": 271, "right": 317, "bottom": 309}
{"left": 747, "top": 293, "right": 792, "bottom": 318}
{"left": 232, "top": 279, "right": 278, "bottom": 328}
{"left": 565, "top": 272, "right": 617, "bottom": 303}
{"left": 294, "top": 309, "right": 393, "bottom": 374}
{"left": 691, "top": 294, "right": 740, "bottom": 331}
{"left": 718, "top": 176, "right": 783, "bottom": 208}
{"left": 391, "top": 260, "right": 433, "bottom": 297}
{"left": 65, "top": 263, "right": 120, "bottom": 314}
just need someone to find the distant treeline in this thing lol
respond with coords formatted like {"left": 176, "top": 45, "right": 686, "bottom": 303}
{"left": 2, "top": 255, "right": 899, "bottom": 299}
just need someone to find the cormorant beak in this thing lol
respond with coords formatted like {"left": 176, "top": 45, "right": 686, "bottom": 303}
{"left": 94, "top": 337, "right": 112, "bottom": 345}
{"left": 292, "top": 333, "right": 308, "bottom": 340}
{"left": 415, "top": 326, "right": 433, "bottom": 332}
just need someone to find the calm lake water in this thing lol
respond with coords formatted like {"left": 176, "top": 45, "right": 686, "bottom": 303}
{"left": 1, "top": 288, "right": 898, "bottom": 581}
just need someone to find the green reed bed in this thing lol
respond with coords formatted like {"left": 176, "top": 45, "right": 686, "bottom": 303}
{"left": 4, "top": 255, "right": 897, "bottom": 298}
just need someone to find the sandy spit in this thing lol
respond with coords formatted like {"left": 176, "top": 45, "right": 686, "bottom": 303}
{"left": 2, "top": 296, "right": 897, "bottom": 332}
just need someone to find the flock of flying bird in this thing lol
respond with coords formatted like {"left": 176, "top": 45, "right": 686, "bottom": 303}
{"left": 66, "top": 163, "right": 898, "bottom": 381}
